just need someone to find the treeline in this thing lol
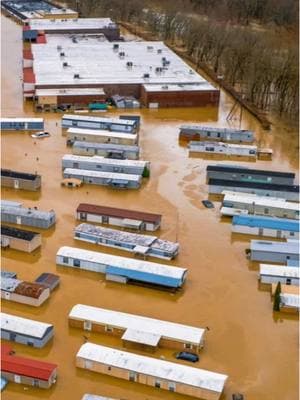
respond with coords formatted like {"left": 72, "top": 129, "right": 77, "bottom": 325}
{"left": 67, "top": 0, "right": 298, "bottom": 121}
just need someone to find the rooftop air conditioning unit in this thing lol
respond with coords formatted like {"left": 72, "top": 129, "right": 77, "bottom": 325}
{"left": 147, "top": 46, "right": 154, "bottom": 51}
{"left": 119, "top": 52, "right": 125, "bottom": 58}
{"left": 57, "top": 45, "right": 62, "bottom": 50}
{"left": 189, "top": 69, "right": 195, "bottom": 74}
{"left": 162, "top": 85, "right": 168, "bottom": 89}
{"left": 113, "top": 44, "right": 119, "bottom": 50}
{"left": 63, "top": 62, "right": 68, "bottom": 67}
{"left": 126, "top": 61, "right": 133, "bottom": 68}
{"left": 60, "top": 52, "right": 65, "bottom": 57}
{"left": 155, "top": 67, "right": 163, "bottom": 74}
{"left": 74, "top": 74, "right": 80, "bottom": 79}
{"left": 143, "top": 73, "right": 150, "bottom": 79}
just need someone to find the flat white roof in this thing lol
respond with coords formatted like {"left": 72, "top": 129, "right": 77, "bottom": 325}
{"left": 63, "top": 114, "right": 136, "bottom": 126}
{"left": 29, "top": 18, "right": 116, "bottom": 31}
{"left": 77, "top": 343, "right": 227, "bottom": 393}
{"left": 122, "top": 329, "right": 161, "bottom": 346}
{"left": 143, "top": 82, "right": 217, "bottom": 92}
{"left": 260, "top": 264, "right": 299, "bottom": 278}
{"left": 280, "top": 293, "right": 300, "bottom": 308}
{"left": 69, "top": 304, "right": 205, "bottom": 345}
{"left": 223, "top": 193, "right": 298, "bottom": 211}
{"left": 0, "top": 312, "right": 52, "bottom": 339}
{"left": 62, "top": 154, "right": 147, "bottom": 168}
{"left": 36, "top": 88, "right": 105, "bottom": 96}
{"left": 64, "top": 168, "right": 141, "bottom": 182}
{"left": 73, "top": 141, "right": 139, "bottom": 151}
{"left": 1, "top": 118, "right": 44, "bottom": 123}
{"left": 251, "top": 240, "right": 299, "bottom": 254}
{"left": 67, "top": 128, "right": 137, "bottom": 141}
{"left": 189, "top": 142, "right": 257, "bottom": 150}
{"left": 31, "top": 41, "right": 214, "bottom": 86}
{"left": 57, "top": 246, "right": 187, "bottom": 279}
{"left": 0, "top": 200, "right": 22, "bottom": 208}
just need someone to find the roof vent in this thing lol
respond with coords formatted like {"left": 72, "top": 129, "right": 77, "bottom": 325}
{"left": 157, "top": 49, "right": 162, "bottom": 54}
{"left": 189, "top": 69, "right": 195, "bottom": 74}
{"left": 60, "top": 52, "right": 65, "bottom": 57}
{"left": 57, "top": 45, "right": 62, "bottom": 50}
{"left": 63, "top": 62, "right": 68, "bottom": 67}
{"left": 143, "top": 73, "right": 150, "bottom": 79}
{"left": 147, "top": 46, "right": 154, "bottom": 51}
{"left": 155, "top": 67, "right": 163, "bottom": 74}
{"left": 162, "top": 85, "right": 168, "bottom": 90}
{"left": 74, "top": 74, "right": 80, "bottom": 79}
{"left": 126, "top": 61, "right": 133, "bottom": 68}
{"left": 119, "top": 51, "right": 125, "bottom": 58}
{"left": 113, "top": 43, "right": 119, "bottom": 50}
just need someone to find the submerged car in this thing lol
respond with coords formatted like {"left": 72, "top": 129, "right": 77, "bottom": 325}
{"left": 31, "top": 131, "right": 50, "bottom": 138}
{"left": 175, "top": 351, "right": 199, "bottom": 363}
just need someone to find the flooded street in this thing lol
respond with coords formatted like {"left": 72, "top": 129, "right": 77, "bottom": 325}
{"left": 1, "top": 14, "right": 299, "bottom": 400}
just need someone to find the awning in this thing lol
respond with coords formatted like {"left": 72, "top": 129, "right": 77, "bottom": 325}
{"left": 122, "top": 328, "right": 161, "bottom": 347}
{"left": 133, "top": 245, "right": 150, "bottom": 255}
{"left": 123, "top": 218, "right": 142, "bottom": 228}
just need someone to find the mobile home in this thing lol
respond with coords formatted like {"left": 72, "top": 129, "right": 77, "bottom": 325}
{"left": 1, "top": 278, "right": 50, "bottom": 307}
{"left": 67, "top": 128, "right": 138, "bottom": 146}
{"left": 34, "top": 273, "right": 60, "bottom": 291}
{"left": 63, "top": 168, "right": 141, "bottom": 189}
{"left": 1, "top": 169, "right": 41, "bottom": 191}
{"left": 56, "top": 246, "right": 187, "bottom": 290}
{"left": 1, "top": 225, "right": 42, "bottom": 252}
{"left": 179, "top": 125, "right": 254, "bottom": 143}
{"left": 232, "top": 215, "right": 299, "bottom": 239}
{"left": 250, "top": 240, "right": 299, "bottom": 263}
{"left": 279, "top": 293, "right": 299, "bottom": 313}
{"left": 188, "top": 142, "right": 257, "bottom": 157}
{"left": 208, "top": 179, "right": 299, "bottom": 201}
{"left": 76, "top": 203, "right": 162, "bottom": 231}
{"left": 62, "top": 155, "right": 150, "bottom": 177}
{"left": 69, "top": 304, "right": 205, "bottom": 353}
{"left": 0, "top": 118, "right": 44, "bottom": 131}
{"left": 1, "top": 344, "right": 57, "bottom": 389}
{"left": 76, "top": 343, "right": 227, "bottom": 400}
{"left": 72, "top": 141, "right": 140, "bottom": 160}
{"left": 206, "top": 165, "right": 295, "bottom": 185}
{"left": 221, "top": 192, "right": 299, "bottom": 219}
{"left": 259, "top": 264, "right": 299, "bottom": 286}
{"left": 62, "top": 114, "right": 138, "bottom": 133}
{"left": 74, "top": 223, "right": 179, "bottom": 260}
{"left": 0, "top": 312, "right": 54, "bottom": 348}
{"left": 1, "top": 204, "right": 56, "bottom": 229}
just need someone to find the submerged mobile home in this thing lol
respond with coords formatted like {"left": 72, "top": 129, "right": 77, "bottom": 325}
{"left": 62, "top": 155, "right": 150, "bottom": 177}
{"left": 208, "top": 179, "right": 299, "bottom": 201}
{"left": 279, "top": 293, "right": 299, "bottom": 313}
{"left": 69, "top": 304, "right": 205, "bottom": 352}
{"left": 72, "top": 141, "right": 140, "bottom": 160}
{"left": 67, "top": 128, "right": 138, "bottom": 146}
{"left": 206, "top": 165, "right": 295, "bottom": 185}
{"left": 74, "top": 223, "right": 179, "bottom": 260}
{"left": 76, "top": 203, "right": 162, "bottom": 231}
{"left": 1, "top": 278, "right": 50, "bottom": 307}
{"left": 62, "top": 114, "right": 138, "bottom": 133}
{"left": 56, "top": 246, "right": 187, "bottom": 290}
{"left": 1, "top": 225, "right": 42, "bottom": 252}
{"left": 221, "top": 192, "right": 299, "bottom": 219}
{"left": 1, "top": 169, "right": 41, "bottom": 191}
{"left": 1, "top": 204, "right": 56, "bottom": 229}
{"left": 232, "top": 215, "right": 299, "bottom": 239}
{"left": 188, "top": 142, "right": 257, "bottom": 157}
{"left": 63, "top": 168, "right": 141, "bottom": 189}
{"left": 0, "top": 312, "right": 54, "bottom": 348}
{"left": 259, "top": 264, "right": 299, "bottom": 286}
{"left": 0, "top": 118, "right": 44, "bottom": 131}
{"left": 179, "top": 126, "right": 254, "bottom": 143}
{"left": 250, "top": 240, "right": 299, "bottom": 263}
{"left": 76, "top": 343, "right": 227, "bottom": 400}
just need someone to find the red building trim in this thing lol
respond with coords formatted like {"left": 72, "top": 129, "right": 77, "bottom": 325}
{"left": 23, "top": 68, "right": 35, "bottom": 83}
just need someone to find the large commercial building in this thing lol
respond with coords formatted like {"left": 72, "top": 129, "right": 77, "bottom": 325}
{"left": 23, "top": 39, "right": 219, "bottom": 107}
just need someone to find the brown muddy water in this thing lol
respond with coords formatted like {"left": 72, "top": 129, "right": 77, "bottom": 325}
{"left": 1, "top": 14, "right": 299, "bottom": 400}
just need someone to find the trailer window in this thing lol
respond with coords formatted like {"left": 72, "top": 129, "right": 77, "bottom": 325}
{"left": 63, "top": 257, "right": 69, "bottom": 264}
{"left": 168, "top": 382, "right": 176, "bottom": 392}
{"left": 73, "top": 259, "right": 80, "bottom": 267}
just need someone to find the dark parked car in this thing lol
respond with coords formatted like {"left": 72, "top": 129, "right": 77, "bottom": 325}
{"left": 175, "top": 351, "right": 199, "bottom": 363}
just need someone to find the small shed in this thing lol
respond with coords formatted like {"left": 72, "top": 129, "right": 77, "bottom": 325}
{"left": 72, "top": 141, "right": 140, "bottom": 159}
{"left": 1, "top": 169, "right": 41, "bottom": 191}
{"left": 1, "top": 204, "right": 56, "bottom": 229}
{"left": 232, "top": 215, "right": 299, "bottom": 239}
{"left": 76, "top": 343, "right": 228, "bottom": 400}
{"left": 63, "top": 168, "right": 141, "bottom": 189}
{"left": 250, "top": 240, "right": 299, "bottom": 263}
{"left": 76, "top": 203, "right": 162, "bottom": 231}
{"left": 56, "top": 246, "right": 187, "bottom": 290}
{"left": 1, "top": 312, "right": 54, "bottom": 348}
{"left": 1, "top": 225, "right": 42, "bottom": 252}
{"left": 74, "top": 223, "right": 179, "bottom": 260}
{"left": 259, "top": 264, "right": 299, "bottom": 285}
{"left": 0, "top": 344, "right": 57, "bottom": 389}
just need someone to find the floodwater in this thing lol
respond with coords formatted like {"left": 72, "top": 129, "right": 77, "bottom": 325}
{"left": 1, "top": 14, "right": 299, "bottom": 400}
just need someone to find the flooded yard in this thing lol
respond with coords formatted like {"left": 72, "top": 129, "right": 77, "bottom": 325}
{"left": 1, "top": 14, "right": 299, "bottom": 400}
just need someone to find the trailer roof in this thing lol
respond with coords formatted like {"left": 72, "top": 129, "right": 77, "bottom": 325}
{"left": 207, "top": 164, "right": 295, "bottom": 178}
{"left": 260, "top": 264, "right": 299, "bottom": 278}
{"left": 64, "top": 168, "right": 141, "bottom": 182}
{"left": 29, "top": 18, "right": 116, "bottom": 31}
{"left": 232, "top": 215, "right": 299, "bottom": 232}
{"left": 189, "top": 141, "right": 257, "bottom": 150}
{"left": 1, "top": 205, "right": 55, "bottom": 220}
{"left": 62, "top": 154, "right": 147, "bottom": 168}
{"left": 209, "top": 178, "right": 299, "bottom": 193}
{"left": 82, "top": 395, "right": 118, "bottom": 400}
{"left": 251, "top": 240, "right": 299, "bottom": 255}
{"left": 1, "top": 169, "right": 40, "bottom": 181}
{"left": 57, "top": 246, "right": 187, "bottom": 279}
{"left": 67, "top": 127, "right": 137, "bottom": 141}
{"left": 280, "top": 293, "right": 300, "bottom": 308}
{"left": 63, "top": 114, "right": 136, "bottom": 126}
{"left": 0, "top": 118, "right": 43, "bottom": 123}
{"left": 69, "top": 304, "right": 204, "bottom": 345}
{"left": 1, "top": 225, "right": 40, "bottom": 241}
{"left": 73, "top": 141, "right": 139, "bottom": 152}
{"left": 181, "top": 125, "right": 253, "bottom": 134}
{"left": 36, "top": 88, "right": 105, "bottom": 96}
{"left": 1, "top": 312, "right": 52, "bottom": 339}
{"left": 77, "top": 343, "right": 227, "bottom": 392}
{"left": 223, "top": 193, "right": 299, "bottom": 211}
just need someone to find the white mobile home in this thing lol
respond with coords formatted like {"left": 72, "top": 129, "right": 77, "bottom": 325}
{"left": 0, "top": 312, "right": 53, "bottom": 348}
{"left": 63, "top": 168, "right": 141, "bottom": 189}
{"left": 179, "top": 125, "right": 254, "bottom": 143}
{"left": 279, "top": 293, "right": 299, "bottom": 313}
{"left": 69, "top": 304, "right": 205, "bottom": 352}
{"left": 0, "top": 118, "right": 44, "bottom": 131}
{"left": 250, "top": 240, "right": 299, "bottom": 263}
{"left": 62, "top": 155, "right": 150, "bottom": 177}
{"left": 188, "top": 141, "right": 257, "bottom": 157}
{"left": 221, "top": 192, "right": 299, "bottom": 219}
{"left": 259, "top": 264, "right": 299, "bottom": 286}
{"left": 56, "top": 246, "right": 187, "bottom": 290}
{"left": 67, "top": 128, "right": 138, "bottom": 146}
{"left": 76, "top": 343, "right": 227, "bottom": 400}
{"left": 62, "top": 114, "right": 138, "bottom": 133}
{"left": 72, "top": 141, "right": 140, "bottom": 160}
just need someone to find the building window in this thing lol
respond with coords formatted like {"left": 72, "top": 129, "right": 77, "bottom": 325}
{"left": 105, "top": 325, "right": 113, "bottom": 332}
{"left": 286, "top": 278, "right": 291, "bottom": 285}
{"left": 108, "top": 366, "right": 112, "bottom": 371}
{"left": 184, "top": 343, "right": 192, "bottom": 349}
{"left": 155, "top": 379, "right": 161, "bottom": 388}
{"left": 73, "top": 259, "right": 80, "bottom": 267}
{"left": 63, "top": 256, "right": 69, "bottom": 264}
{"left": 264, "top": 208, "right": 269, "bottom": 214}
{"left": 168, "top": 382, "right": 176, "bottom": 392}
{"left": 290, "top": 232, "right": 295, "bottom": 236}
{"left": 129, "top": 371, "right": 137, "bottom": 382}
{"left": 75, "top": 232, "right": 81, "bottom": 238}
